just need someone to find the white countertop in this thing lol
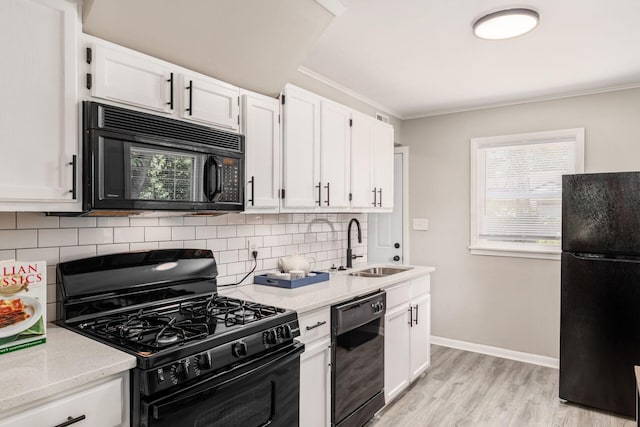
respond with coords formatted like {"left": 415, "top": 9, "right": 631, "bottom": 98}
{"left": 0, "top": 324, "right": 136, "bottom": 413}
{"left": 221, "top": 264, "right": 435, "bottom": 313}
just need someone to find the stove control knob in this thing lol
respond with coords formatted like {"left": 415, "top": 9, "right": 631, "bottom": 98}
{"left": 175, "top": 360, "right": 190, "bottom": 381}
{"left": 276, "top": 326, "right": 284, "bottom": 338}
{"left": 264, "top": 329, "right": 278, "bottom": 345}
{"left": 198, "top": 352, "right": 212, "bottom": 370}
{"left": 232, "top": 341, "right": 248, "bottom": 358}
{"left": 283, "top": 324, "right": 293, "bottom": 339}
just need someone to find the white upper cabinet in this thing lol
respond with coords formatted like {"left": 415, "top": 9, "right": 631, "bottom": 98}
{"left": 373, "top": 120, "right": 394, "bottom": 210}
{"left": 180, "top": 74, "right": 240, "bottom": 131}
{"left": 0, "top": 0, "right": 81, "bottom": 211}
{"left": 320, "top": 100, "right": 351, "bottom": 209}
{"left": 86, "top": 36, "right": 241, "bottom": 132}
{"left": 242, "top": 91, "right": 280, "bottom": 213}
{"left": 281, "top": 85, "right": 321, "bottom": 210}
{"left": 91, "top": 43, "right": 173, "bottom": 114}
{"left": 350, "top": 112, "right": 375, "bottom": 210}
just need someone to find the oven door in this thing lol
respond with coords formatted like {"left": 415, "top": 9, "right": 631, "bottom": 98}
{"left": 140, "top": 342, "right": 304, "bottom": 427}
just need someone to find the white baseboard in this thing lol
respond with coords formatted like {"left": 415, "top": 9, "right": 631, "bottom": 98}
{"left": 431, "top": 336, "right": 559, "bottom": 369}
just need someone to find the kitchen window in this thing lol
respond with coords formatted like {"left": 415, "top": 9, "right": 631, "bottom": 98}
{"left": 470, "top": 128, "right": 585, "bottom": 260}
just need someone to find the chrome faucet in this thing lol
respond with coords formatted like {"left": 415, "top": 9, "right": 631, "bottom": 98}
{"left": 346, "top": 218, "right": 363, "bottom": 268}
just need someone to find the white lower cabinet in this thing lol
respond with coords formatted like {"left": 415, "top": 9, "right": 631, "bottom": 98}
{"left": 384, "top": 275, "right": 431, "bottom": 403}
{"left": 0, "top": 373, "right": 129, "bottom": 427}
{"left": 298, "top": 307, "right": 331, "bottom": 427}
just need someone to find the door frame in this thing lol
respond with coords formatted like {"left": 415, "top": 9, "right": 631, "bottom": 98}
{"left": 396, "top": 146, "right": 410, "bottom": 264}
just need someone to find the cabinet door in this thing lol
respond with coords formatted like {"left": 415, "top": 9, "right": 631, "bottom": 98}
{"left": 384, "top": 304, "right": 411, "bottom": 403}
{"left": 91, "top": 43, "right": 173, "bottom": 114}
{"left": 181, "top": 74, "right": 240, "bottom": 131}
{"left": 410, "top": 294, "right": 431, "bottom": 381}
{"left": 320, "top": 101, "right": 351, "bottom": 209}
{"left": 300, "top": 339, "right": 331, "bottom": 427}
{"left": 282, "top": 86, "right": 321, "bottom": 209}
{"left": 372, "top": 121, "right": 394, "bottom": 209}
{"left": 242, "top": 93, "right": 280, "bottom": 212}
{"left": 0, "top": 0, "right": 80, "bottom": 210}
{"left": 350, "top": 112, "right": 374, "bottom": 210}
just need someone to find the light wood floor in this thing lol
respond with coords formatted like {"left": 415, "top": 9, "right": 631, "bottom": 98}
{"left": 369, "top": 345, "right": 635, "bottom": 427}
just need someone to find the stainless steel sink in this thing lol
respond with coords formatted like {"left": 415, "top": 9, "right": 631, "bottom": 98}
{"left": 349, "top": 266, "right": 413, "bottom": 278}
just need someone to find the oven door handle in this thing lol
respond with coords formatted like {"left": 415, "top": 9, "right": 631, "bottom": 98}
{"left": 204, "top": 156, "right": 223, "bottom": 202}
{"left": 148, "top": 342, "right": 304, "bottom": 421}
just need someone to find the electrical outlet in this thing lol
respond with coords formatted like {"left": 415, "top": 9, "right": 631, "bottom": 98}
{"left": 413, "top": 218, "right": 429, "bottom": 231}
{"left": 247, "top": 238, "right": 259, "bottom": 257}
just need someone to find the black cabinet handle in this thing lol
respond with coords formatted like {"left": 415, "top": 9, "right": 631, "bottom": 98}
{"left": 248, "top": 176, "right": 255, "bottom": 206}
{"left": 415, "top": 304, "right": 419, "bottom": 325}
{"left": 378, "top": 188, "right": 382, "bottom": 207}
{"left": 316, "top": 182, "right": 322, "bottom": 206}
{"left": 306, "top": 321, "right": 327, "bottom": 331}
{"left": 394, "top": 243, "right": 400, "bottom": 249}
{"left": 408, "top": 306, "right": 413, "bottom": 327}
{"left": 372, "top": 187, "right": 377, "bottom": 206}
{"left": 393, "top": 255, "right": 400, "bottom": 262}
{"left": 54, "top": 415, "right": 86, "bottom": 427}
{"left": 324, "top": 182, "right": 330, "bottom": 206}
{"left": 166, "top": 72, "right": 174, "bottom": 109}
{"left": 186, "top": 80, "right": 193, "bottom": 115}
{"left": 68, "top": 155, "right": 77, "bottom": 200}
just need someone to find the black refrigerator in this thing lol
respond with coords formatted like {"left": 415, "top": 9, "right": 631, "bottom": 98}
{"left": 560, "top": 171, "right": 640, "bottom": 417}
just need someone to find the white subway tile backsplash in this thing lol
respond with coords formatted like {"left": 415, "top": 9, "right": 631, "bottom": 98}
{"left": 183, "top": 217, "right": 207, "bottom": 226}
{"left": 97, "top": 243, "right": 130, "bottom": 255}
{"left": 130, "top": 242, "right": 160, "bottom": 251}
{"left": 0, "top": 213, "right": 16, "bottom": 230}
{"left": 79, "top": 228, "right": 113, "bottom": 245}
{"left": 159, "top": 217, "right": 183, "bottom": 226}
{"left": 144, "top": 227, "right": 171, "bottom": 242}
{"left": 114, "top": 227, "right": 144, "bottom": 243}
{"left": 227, "top": 214, "right": 246, "bottom": 225}
{"left": 130, "top": 217, "right": 159, "bottom": 227}
{"left": 0, "top": 230, "right": 37, "bottom": 249}
{"left": 0, "top": 211, "right": 366, "bottom": 320}
{"left": 17, "top": 212, "right": 59, "bottom": 229}
{"left": 171, "top": 226, "right": 195, "bottom": 241}
{"left": 39, "top": 229, "right": 77, "bottom": 247}
{"left": 16, "top": 247, "right": 59, "bottom": 265}
{"left": 60, "top": 245, "right": 97, "bottom": 262}
{"left": 218, "top": 226, "right": 237, "bottom": 238}
{"left": 97, "top": 217, "right": 129, "bottom": 227}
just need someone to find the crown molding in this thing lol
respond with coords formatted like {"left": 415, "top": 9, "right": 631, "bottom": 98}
{"left": 405, "top": 81, "right": 640, "bottom": 120}
{"left": 297, "top": 66, "right": 405, "bottom": 120}
{"left": 313, "top": 0, "right": 346, "bottom": 16}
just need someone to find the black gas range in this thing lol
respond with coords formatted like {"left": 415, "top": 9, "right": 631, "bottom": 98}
{"left": 57, "top": 249, "right": 303, "bottom": 427}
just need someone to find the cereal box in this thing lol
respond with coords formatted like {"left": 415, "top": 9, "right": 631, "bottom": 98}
{"left": 0, "top": 260, "right": 46, "bottom": 354}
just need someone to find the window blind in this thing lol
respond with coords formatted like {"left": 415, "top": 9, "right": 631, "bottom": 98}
{"left": 477, "top": 138, "right": 576, "bottom": 244}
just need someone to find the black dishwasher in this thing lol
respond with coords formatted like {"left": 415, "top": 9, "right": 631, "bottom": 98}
{"left": 331, "top": 290, "right": 386, "bottom": 427}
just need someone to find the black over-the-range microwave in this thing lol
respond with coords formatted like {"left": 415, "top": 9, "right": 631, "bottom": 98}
{"left": 79, "top": 101, "right": 244, "bottom": 215}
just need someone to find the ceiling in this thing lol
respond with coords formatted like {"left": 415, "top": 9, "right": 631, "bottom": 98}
{"left": 83, "top": 0, "right": 334, "bottom": 97}
{"left": 302, "top": 0, "right": 640, "bottom": 118}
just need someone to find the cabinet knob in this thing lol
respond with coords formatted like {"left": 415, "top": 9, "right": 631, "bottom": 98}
{"left": 393, "top": 255, "right": 400, "bottom": 262}
{"left": 394, "top": 243, "right": 400, "bottom": 249}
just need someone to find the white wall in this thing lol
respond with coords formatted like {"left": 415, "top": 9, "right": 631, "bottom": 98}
{"left": 0, "top": 212, "right": 367, "bottom": 322}
{"left": 402, "top": 87, "right": 640, "bottom": 358}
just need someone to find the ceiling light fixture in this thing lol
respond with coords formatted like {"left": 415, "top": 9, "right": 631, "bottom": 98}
{"left": 473, "top": 8, "right": 539, "bottom": 40}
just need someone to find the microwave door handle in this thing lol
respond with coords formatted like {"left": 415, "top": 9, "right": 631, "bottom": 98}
{"left": 205, "top": 156, "right": 223, "bottom": 202}
{"left": 203, "top": 156, "right": 215, "bottom": 201}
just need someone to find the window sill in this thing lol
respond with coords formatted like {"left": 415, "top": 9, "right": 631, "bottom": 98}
{"left": 469, "top": 246, "right": 561, "bottom": 261}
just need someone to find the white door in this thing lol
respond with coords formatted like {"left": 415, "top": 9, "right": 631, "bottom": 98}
{"left": 320, "top": 101, "right": 351, "bottom": 209}
{"left": 0, "top": 0, "right": 80, "bottom": 210}
{"left": 350, "top": 112, "right": 374, "bottom": 210}
{"left": 410, "top": 293, "right": 431, "bottom": 381}
{"left": 181, "top": 74, "right": 239, "bottom": 131}
{"left": 300, "top": 339, "right": 331, "bottom": 427}
{"left": 242, "top": 93, "right": 280, "bottom": 212}
{"left": 373, "top": 121, "right": 394, "bottom": 209}
{"left": 91, "top": 43, "right": 173, "bottom": 114}
{"left": 384, "top": 305, "right": 411, "bottom": 403}
{"left": 368, "top": 151, "right": 405, "bottom": 263}
{"left": 282, "top": 86, "right": 321, "bottom": 210}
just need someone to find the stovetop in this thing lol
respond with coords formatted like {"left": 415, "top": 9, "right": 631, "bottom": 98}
{"left": 72, "top": 293, "right": 287, "bottom": 356}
